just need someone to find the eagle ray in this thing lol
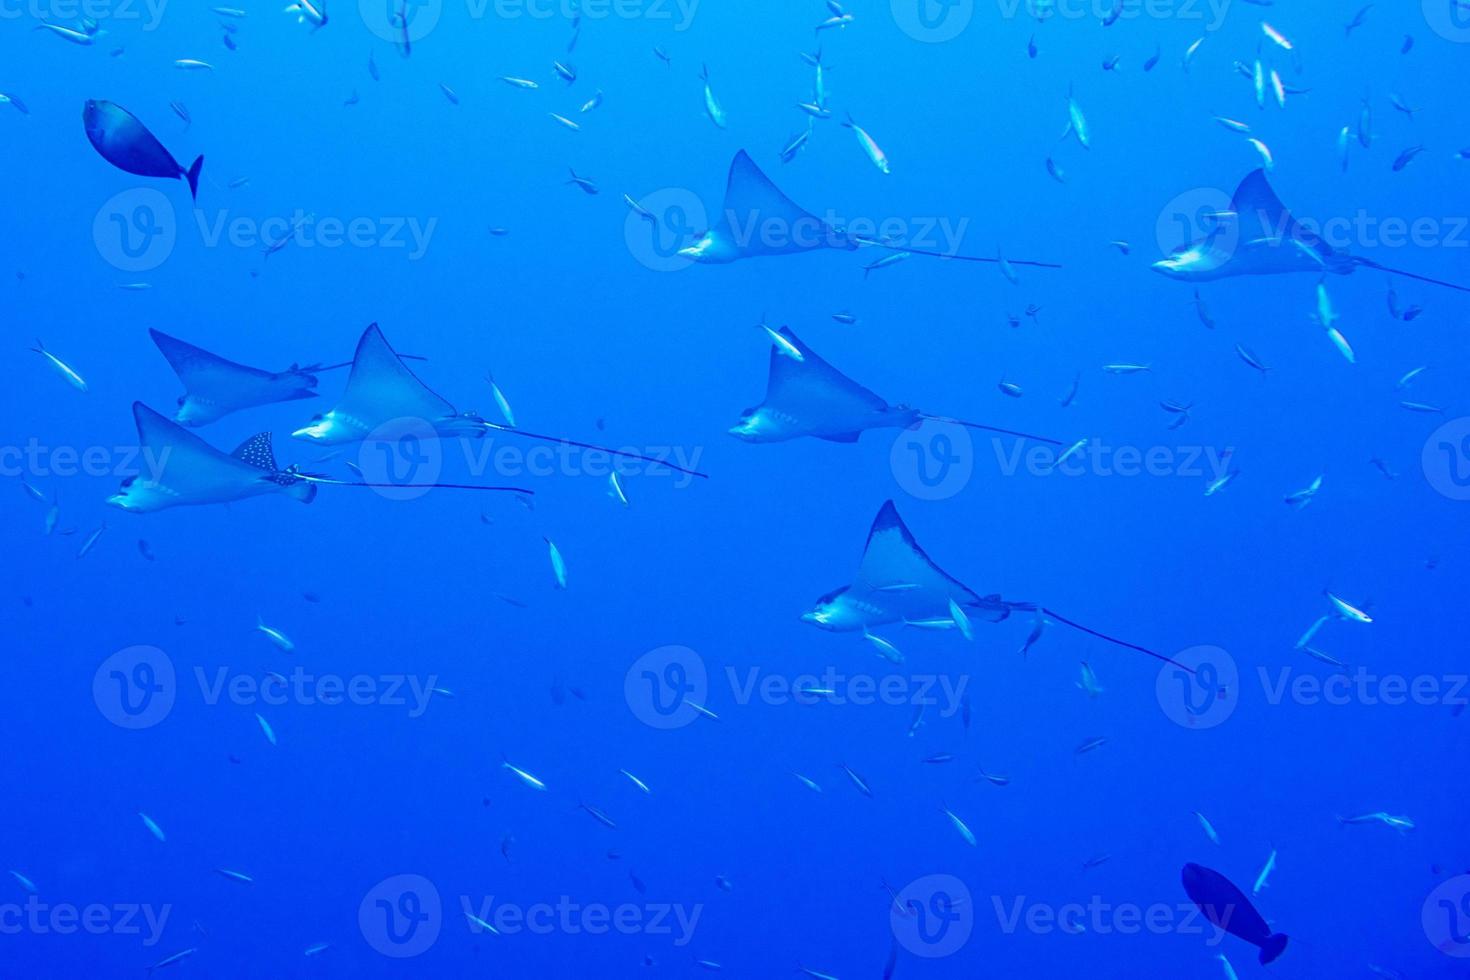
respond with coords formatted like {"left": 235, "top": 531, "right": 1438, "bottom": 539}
{"left": 804, "top": 500, "right": 1191, "bottom": 670}
{"left": 731, "top": 327, "right": 1061, "bottom": 446}
{"left": 291, "top": 323, "right": 708, "bottom": 480}
{"left": 678, "top": 151, "right": 1061, "bottom": 270}
{"left": 1153, "top": 169, "right": 1470, "bottom": 293}
{"left": 107, "top": 402, "right": 530, "bottom": 512}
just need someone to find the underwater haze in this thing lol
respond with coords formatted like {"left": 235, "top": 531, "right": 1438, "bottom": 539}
{"left": 4, "top": 0, "right": 1470, "bottom": 977}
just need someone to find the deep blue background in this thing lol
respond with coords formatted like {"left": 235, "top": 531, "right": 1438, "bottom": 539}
{"left": 3, "top": 0, "right": 1469, "bottom": 976}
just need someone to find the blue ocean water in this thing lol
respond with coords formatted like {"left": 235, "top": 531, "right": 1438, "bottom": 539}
{"left": 4, "top": 0, "right": 1470, "bottom": 976}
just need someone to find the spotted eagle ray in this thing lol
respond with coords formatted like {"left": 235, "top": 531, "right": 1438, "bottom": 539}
{"left": 291, "top": 323, "right": 708, "bottom": 479}
{"left": 107, "top": 403, "right": 530, "bottom": 513}
{"left": 678, "top": 151, "right": 1061, "bottom": 270}
{"left": 1153, "top": 169, "right": 1470, "bottom": 293}
{"left": 730, "top": 327, "right": 1062, "bottom": 447}
{"left": 151, "top": 329, "right": 320, "bottom": 426}
{"left": 151, "top": 328, "right": 433, "bottom": 426}
{"left": 803, "top": 499, "right": 1189, "bottom": 669}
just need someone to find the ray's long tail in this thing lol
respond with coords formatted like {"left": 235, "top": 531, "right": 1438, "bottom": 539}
{"left": 1039, "top": 605, "right": 1195, "bottom": 673}
{"left": 304, "top": 354, "right": 430, "bottom": 372}
{"left": 1355, "top": 256, "right": 1470, "bottom": 294}
{"left": 296, "top": 473, "right": 535, "bottom": 494}
{"left": 854, "top": 237, "right": 1063, "bottom": 270}
{"left": 920, "top": 413, "right": 1064, "bottom": 447}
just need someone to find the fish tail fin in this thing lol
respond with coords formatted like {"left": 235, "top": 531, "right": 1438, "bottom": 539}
{"left": 1259, "top": 933, "right": 1289, "bottom": 965}
{"left": 185, "top": 155, "right": 204, "bottom": 201}
{"left": 1039, "top": 606, "right": 1195, "bottom": 673}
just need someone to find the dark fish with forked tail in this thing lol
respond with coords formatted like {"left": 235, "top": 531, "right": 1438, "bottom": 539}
{"left": 1182, "top": 863, "right": 1288, "bottom": 964}
{"left": 83, "top": 100, "right": 203, "bottom": 199}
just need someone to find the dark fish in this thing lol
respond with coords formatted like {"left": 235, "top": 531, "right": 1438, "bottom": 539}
{"left": 1181, "top": 863, "right": 1288, "bottom": 964}
{"left": 1059, "top": 372, "right": 1080, "bottom": 408}
{"left": 1401, "top": 34, "right": 1414, "bottom": 54}
{"left": 1345, "top": 4, "right": 1371, "bottom": 36}
{"left": 137, "top": 539, "right": 155, "bottom": 560}
{"left": 1392, "top": 145, "right": 1426, "bottom": 172}
{"left": 83, "top": 100, "right": 203, "bottom": 199}
{"left": 1143, "top": 45, "right": 1159, "bottom": 72}
{"left": 881, "top": 938, "right": 898, "bottom": 980}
